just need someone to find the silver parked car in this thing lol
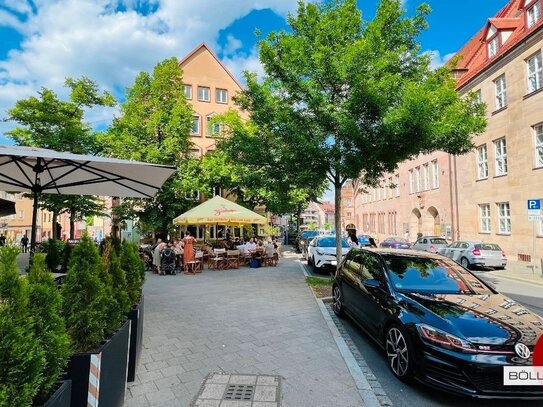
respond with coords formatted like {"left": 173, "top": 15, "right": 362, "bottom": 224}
{"left": 437, "top": 241, "right": 507, "bottom": 270}
{"left": 411, "top": 236, "right": 449, "bottom": 253}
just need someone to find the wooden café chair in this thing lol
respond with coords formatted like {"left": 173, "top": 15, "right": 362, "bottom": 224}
{"left": 226, "top": 250, "right": 240, "bottom": 269}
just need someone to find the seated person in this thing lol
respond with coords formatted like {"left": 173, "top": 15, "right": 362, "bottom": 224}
{"left": 246, "top": 238, "right": 257, "bottom": 252}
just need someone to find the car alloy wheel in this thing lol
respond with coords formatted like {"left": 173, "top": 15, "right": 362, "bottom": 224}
{"left": 460, "top": 257, "right": 470, "bottom": 269}
{"left": 332, "top": 285, "right": 344, "bottom": 317}
{"left": 385, "top": 326, "right": 412, "bottom": 380}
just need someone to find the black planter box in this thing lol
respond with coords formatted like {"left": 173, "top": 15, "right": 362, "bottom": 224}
{"left": 64, "top": 320, "right": 131, "bottom": 407}
{"left": 126, "top": 294, "right": 144, "bottom": 382}
{"left": 36, "top": 380, "right": 71, "bottom": 407}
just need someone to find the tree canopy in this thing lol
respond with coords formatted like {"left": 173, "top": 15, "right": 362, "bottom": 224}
{"left": 228, "top": 0, "right": 486, "bottom": 261}
{"left": 99, "top": 57, "right": 194, "bottom": 236}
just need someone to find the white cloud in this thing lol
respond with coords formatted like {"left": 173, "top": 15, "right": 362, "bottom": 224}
{"left": 0, "top": 0, "right": 300, "bottom": 141}
{"left": 425, "top": 50, "right": 456, "bottom": 70}
{"left": 222, "top": 46, "right": 265, "bottom": 84}
{"left": 223, "top": 34, "right": 243, "bottom": 57}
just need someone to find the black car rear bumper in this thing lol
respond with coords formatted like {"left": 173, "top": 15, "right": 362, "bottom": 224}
{"left": 417, "top": 348, "right": 543, "bottom": 399}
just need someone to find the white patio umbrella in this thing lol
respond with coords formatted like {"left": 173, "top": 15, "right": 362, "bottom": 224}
{"left": 0, "top": 145, "right": 176, "bottom": 250}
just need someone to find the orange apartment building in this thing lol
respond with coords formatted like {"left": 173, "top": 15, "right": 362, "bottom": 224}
{"left": 343, "top": 0, "right": 543, "bottom": 261}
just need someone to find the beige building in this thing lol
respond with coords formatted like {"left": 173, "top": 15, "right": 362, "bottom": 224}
{"left": 300, "top": 201, "right": 335, "bottom": 230}
{"left": 346, "top": 152, "right": 455, "bottom": 243}
{"left": 344, "top": 0, "right": 543, "bottom": 261}
{"left": 180, "top": 43, "right": 245, "bottom": 163}
{"left": 453, "top": 0, "right": 543, "bottom": 261}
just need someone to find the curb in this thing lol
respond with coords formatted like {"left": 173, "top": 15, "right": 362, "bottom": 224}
{"left": 316, "top": 299, "right": 383, "bottom": 407}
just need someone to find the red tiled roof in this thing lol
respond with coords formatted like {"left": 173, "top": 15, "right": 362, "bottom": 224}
{"left": 318, "top": 201, "right": 335, "bottom": 213}
{"left": 452, "top": 0, "right": 543, "bottom": 89}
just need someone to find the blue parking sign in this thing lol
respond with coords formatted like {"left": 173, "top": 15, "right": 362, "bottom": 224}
{"left": 527, "top": 199, "right": 541, "bottom": 210}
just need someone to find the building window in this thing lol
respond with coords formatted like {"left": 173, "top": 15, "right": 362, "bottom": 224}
{"left": 527, "top": 1, "right": 542, "bottom": 28}
{"left": 497, "top": 202, "right": 511, "bottom": 234}
{"left": 388, "top": 177, "right": 393, "bottom": 199}
{"left": 213, "top": 187, "right": 222, "bottom": 197}
{"left": 474, "top": 89, "right": 482, "bottom": 104}
{"left": 415, "top": 166, "right": 421, "bottom": 193}
{"left": 494, "top": 74, "right": 507, "bottom": 110}
{"left": 216, "top": 88, "right": 228, "bottom": 104}
{"left": 479, "top": 204, "right": 491, "bottom": 233}
{"left": 535, "top": 123, "right": 543, "bottom": 168}
{"left": 431, "top": 160, "right": 439, "bottom": 189}
{"left": 184, "top": 84, "right": 192, "bottom": 100}
{"left": 488, "top": 36, "right": 498, "bottom": 58}
{"left": 198, "top": 86, "right": 210, "bottom": 102}
{"left": 477, "top": 145, "right": 488, "bottom": 179}
{"left": 423, "top": 164, "right": 430, "bottom": 191}
{"left": 377, "top": 187, "right": 381, "bottom": 201}
{"left": 494, "top": 138, "right": 508, "bottom": 176}
{"left": 206, "top": 115, "right": 220, "bottom": 136}
{"left": 395, "top": 174, "right": 400, "bottom": 197}
{"left": 191, "top": 115, "right": 200, "bottom": 135}
{"left": 409, "top": 170, "right": 414, "bottom": 194}
{"left": 185, "top": 190, "right": 200, "bottom": 201}
{"left": 527, "top": 52, "right": 543, "bottom": 93}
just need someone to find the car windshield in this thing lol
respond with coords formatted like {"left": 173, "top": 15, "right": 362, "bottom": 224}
{"left": 430, "top": 238, "right": 448, "bottom": 244}
{"left": 475, "top": 243, "right": 501, "bottom": 251}
{"left": 301, "top": 231, "right": 319, "bottom": 239}
{"left": 383, "top": 255, "right": 492, "bottom": 295}
{"left": 317, "top": 237, "right": 349, "bottom": 248}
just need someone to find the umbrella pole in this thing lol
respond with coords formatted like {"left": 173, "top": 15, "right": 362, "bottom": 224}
{"left": 30, "top": 190, "right": 39, "bottom": 253}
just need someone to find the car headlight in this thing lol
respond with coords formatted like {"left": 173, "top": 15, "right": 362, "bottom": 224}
{"left": 316, "top": 248, "right": 324, "bottom": 255}
{"left": 416, "top": 324, "right": 476, "bottom": 353}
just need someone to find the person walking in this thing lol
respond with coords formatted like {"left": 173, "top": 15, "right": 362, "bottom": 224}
{"left": 183, "top": 231, "right": 195, "bottom": 273}
{"left": 346, "top": 230, "right": 359, "bottom": 248}
{"left": 0, "top": 233, "right": 5, "bottom": 247}
{"left": 21, "top": 235, "right": 29, "bottom": 253}
{"left": 368, "top": 237, "right": 378, "bottom": 248}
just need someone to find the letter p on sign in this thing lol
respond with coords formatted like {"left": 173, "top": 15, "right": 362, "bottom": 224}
{"left": 528, "top": 199, "right": 541, "bottom": 210}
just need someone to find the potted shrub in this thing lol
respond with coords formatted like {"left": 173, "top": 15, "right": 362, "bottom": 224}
{"left": 61, "top": 234, "right": 130, "bottom": 407}
{"left": 27, "top": 253, "right": 71, "bottom": 407}
{"left": 121, "top": 241, "right": 146, "bottom": 382}
{"left": 0, "top": 245, "right": 45, "bottom": 406}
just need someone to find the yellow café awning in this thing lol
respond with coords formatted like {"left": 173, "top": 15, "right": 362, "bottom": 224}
{"left": 173, "top": 195, "right": 267, "bottom": 226}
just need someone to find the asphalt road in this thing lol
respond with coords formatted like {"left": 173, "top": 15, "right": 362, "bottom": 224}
{"left": 301, "top": 260, "right": 543, "bottom": 406}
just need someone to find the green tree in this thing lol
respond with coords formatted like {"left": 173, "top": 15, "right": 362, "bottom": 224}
{"left": 99, "top": 241, "right": 123, "bottom": 337}
{"left": 216, "top": 110, "right": 326, "bottom": 217}
{"left": 233, "top": 0, "right": 486, "bottom": 263}
{"left": 100, "top": 57, "right": 194, "bottom": 236}
{"left": 121, "top": 241, "right": 145, "bottom": 305}
{"left": 27, "top": 253, "right": 70, "bottom": 403}
{"left": 0, "top": 245, "right": 45, "bottom": 406}
{"left": 61, "top": 233, "right": 109, "bottom": 352}
{"left": 6, "top": 77, "right": 115, "bottom": 241}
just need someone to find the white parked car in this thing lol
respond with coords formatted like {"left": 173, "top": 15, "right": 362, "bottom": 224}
{"left": 437, "top": 241, "right": 507, "bottom": 270}
{"left": 307, "top": 236, "right": 351, "bottom": 274}
{"left": 411, "top": 236, "right": 449, "bottom": 253}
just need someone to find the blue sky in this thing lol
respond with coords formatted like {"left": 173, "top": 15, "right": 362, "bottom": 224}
{"left": 0, "top": 0, "right": 506, "bottom": 146}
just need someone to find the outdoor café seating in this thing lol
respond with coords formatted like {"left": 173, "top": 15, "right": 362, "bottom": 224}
{"left": 184, "top": 251, "right": 203, "bottom": 274}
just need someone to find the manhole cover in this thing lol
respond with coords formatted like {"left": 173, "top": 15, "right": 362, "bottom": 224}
{"left": 190, "top": 373, "right": 282, "bottom": 406}
{"left": 224, "top": 384, "right": 254, "bottom": 400}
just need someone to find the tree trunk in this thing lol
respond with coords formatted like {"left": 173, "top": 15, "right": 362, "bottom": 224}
{"left": 296, "top": 204, "right": 302, "bottom": 233}
{"left": 334, "top": 178, "right": 343, "bottom": 270}
{"left": 69, "top": 207, "right": 75, "bottom": 240}
{"left": 52, "top": 210, "right": 58, "bottom": 241}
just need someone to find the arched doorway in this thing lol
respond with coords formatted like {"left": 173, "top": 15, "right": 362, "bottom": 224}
{"left": 426, "top": 206, "right": 441, "bottom": 236}
{"left": 409, "top": 209, "right": 422, "bottom": 241}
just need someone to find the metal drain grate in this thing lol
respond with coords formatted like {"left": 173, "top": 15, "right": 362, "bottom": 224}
{"left": 224, "top": 384, "right": 254, "bottom": 401}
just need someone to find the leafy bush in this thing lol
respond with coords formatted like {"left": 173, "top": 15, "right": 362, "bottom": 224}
{"left": 100, "top": 240, "right": 123, "bottom": 337}
{"left": 61, "top": 243, "right": 72, "bottom": 272}
{"left": 0, "top": 245, "right": 45, "bottom": 406}
{"left": 121, "top": 241, "right": 145, "bottom": 306}
{"left": 41, "top": 239, "right": 66, "bottom": 272}
{"left": 61, "top": 233, "right": 109, "bottom": 352}
{"left": 27, "top": 253, "right": 70, "bottom": 404}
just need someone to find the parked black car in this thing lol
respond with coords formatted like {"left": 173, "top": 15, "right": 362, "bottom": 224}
{"left": 295, "top": 230, "right": 319, "bottom": 253}
{"left": 332, "top": 248, "right": 543, "bottom": 399}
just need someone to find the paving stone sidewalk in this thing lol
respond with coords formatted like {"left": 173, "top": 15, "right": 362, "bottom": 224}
{"left": 125, "top": 249, "right": 365, "bottom": 407}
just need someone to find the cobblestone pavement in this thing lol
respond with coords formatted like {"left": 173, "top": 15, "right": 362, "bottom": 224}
{"left": 125, "top": 249, "right": 365, "bottom": 407}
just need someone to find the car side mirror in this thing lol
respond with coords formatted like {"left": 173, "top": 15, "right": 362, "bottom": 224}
{"left": 362, "top": 278, "right": 381, "bottom": 289}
